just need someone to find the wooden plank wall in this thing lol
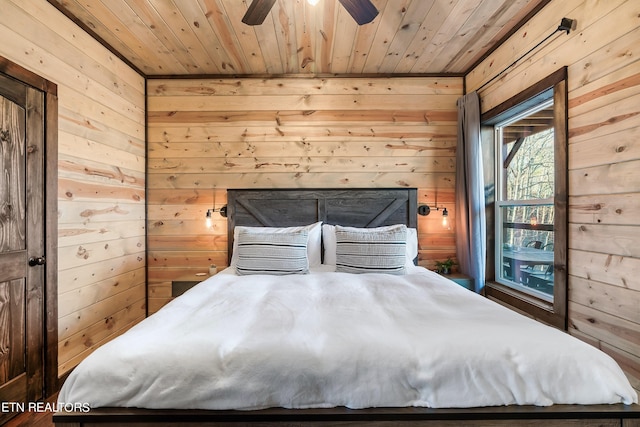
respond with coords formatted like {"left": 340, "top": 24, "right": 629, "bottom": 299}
{"left": 147, "top": 76, "right": 462, "bottom": 313}
{"left": 0, "top": 0, "right": 147, "bottom": 376}
{"left": 466, "top": 0, "right": 640, "bottom": 393}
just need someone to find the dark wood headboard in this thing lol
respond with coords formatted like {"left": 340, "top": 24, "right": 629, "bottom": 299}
{"left": 226, "top": 188, "right": 417, "bottom": 264}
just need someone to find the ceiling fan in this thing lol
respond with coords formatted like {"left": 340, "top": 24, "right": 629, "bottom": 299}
{"left": 242, "top": 0, "right": 379, "bottom": 26}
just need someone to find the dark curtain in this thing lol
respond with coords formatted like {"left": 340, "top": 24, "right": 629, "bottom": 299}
{"left": 455, "top": 91, "right": 486, "bottom": 292}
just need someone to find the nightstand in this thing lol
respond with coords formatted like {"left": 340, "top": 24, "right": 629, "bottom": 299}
{"left": 442, "top": 273, "right": 474, "bottom": 291}
{"left": 171, "top": 273, "right": 209, "bottom": 297}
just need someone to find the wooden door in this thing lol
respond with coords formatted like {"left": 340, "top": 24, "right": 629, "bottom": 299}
{"left": 0, "top": 72, "right": 45, "bottom": 423}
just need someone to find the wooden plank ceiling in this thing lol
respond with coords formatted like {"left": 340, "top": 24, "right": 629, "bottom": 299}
{"left": 48, "top": 0, "right": 547, "bottom": 76}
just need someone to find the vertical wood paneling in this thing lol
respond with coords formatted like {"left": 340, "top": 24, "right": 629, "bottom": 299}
{"left": 147, "top": 76, "right": 462, "bottom": 313}
{"left": 468, "top": 0, "right": 640, "bottom": 392}
{"left": 0, "top": 280, "right": 25, "bottom": 385}
{"left": 0, "top": 97, "right": 25, "bottom": 252}
{"left": 0, "top": 0, "right": 146, "bottom": 377}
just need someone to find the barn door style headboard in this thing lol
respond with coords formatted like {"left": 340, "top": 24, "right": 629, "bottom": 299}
{"left": 226, "top": 188, "right": 418, "bottom": 264}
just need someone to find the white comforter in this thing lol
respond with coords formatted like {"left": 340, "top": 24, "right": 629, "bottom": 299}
{"left": 59, "top": 267, "right": 637, "bottom": 410}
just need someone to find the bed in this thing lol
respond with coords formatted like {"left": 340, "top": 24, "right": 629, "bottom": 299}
{"left": 54, "top": 188, "right": 639, "bottom": 426}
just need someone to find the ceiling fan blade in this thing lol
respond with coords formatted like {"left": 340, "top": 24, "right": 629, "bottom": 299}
{"left": 242, "top": 0, "right": 277, "bottom": 25}
{"left": 338, "top": 0, "right": 379, "bottom": 25}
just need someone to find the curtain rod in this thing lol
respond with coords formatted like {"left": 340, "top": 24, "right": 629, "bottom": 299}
{"left": 476, "top": 17, "right": 576, "bottom": 93}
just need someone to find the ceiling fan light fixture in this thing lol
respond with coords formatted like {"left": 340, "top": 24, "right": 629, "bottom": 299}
{"left": 307, "top": 0, "right": 320, "bottom": 5}
{"left": 243, "top": 0, "right": 378, "bottom": 26}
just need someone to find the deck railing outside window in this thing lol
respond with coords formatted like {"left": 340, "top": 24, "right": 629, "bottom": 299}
{"left": 497, "top": 203, "right": 554, "bottom": 300}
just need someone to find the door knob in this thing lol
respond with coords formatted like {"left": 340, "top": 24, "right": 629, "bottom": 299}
{"left": 28, "top": 256, "right": 46, "bottom": 266}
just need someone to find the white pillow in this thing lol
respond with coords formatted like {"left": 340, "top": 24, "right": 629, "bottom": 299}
{"left": 231, "top": 221, "right": 322, "bottom": 267}
{"left": 235, "top": 230, "right": 309, "bottom": 275}
{"left": 335, "top": 225, "right": 407, "bottom": 275}
{"left": 322, "top": 224, "right": 418, "bottom": 267}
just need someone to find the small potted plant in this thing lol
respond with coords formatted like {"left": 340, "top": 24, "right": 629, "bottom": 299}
{"left": 435, "top": 257, "right": 456, "bottom": 275}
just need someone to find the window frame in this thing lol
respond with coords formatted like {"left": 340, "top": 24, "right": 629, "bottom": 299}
{"left": 481, "top": 68, "right": 568, "bottom": 329}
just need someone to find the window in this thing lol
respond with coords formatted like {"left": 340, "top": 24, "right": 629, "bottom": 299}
{"left": 482, "top": 68, "right": 567, "bottom": 329}
{"left": 495, "top": 97, "right": 555, "bottom": 300}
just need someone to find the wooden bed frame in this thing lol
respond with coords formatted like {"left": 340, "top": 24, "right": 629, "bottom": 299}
{"left": 53, "top": 404, "right": 640, "bottom": 426}
{"left": 53, "top": 188, "right": 639, "bottom": 426}
{"left": 225, "top": 188, "right": 418, "bottom": 264}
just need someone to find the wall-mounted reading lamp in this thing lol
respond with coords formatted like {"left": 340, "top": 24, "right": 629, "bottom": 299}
{"left": 205, "top": 189, "right": 227, "bottom": 228}
{"left": 418, "top": 203, "right": 450, "bottom": 230}
{"left": 205, "top": 206, "right": 227, "bottom": 227}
